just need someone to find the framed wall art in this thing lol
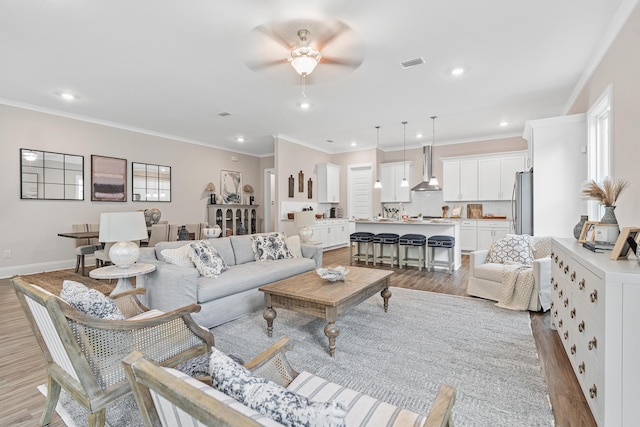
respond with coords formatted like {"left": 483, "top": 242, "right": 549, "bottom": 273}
{"left": 578, "top": 221, "right": 599, "bottom": 243}
{"left": 91, "top": 155, "right": 126, "bottom": 201}
{"left": 20, "top": 148, "right": 84, "bottom": 200}
{"left": 220, "top": 170, "right": 242, "bottom": 204}
{"left": 610, "top": 227, "right": 640, "bottom": 260}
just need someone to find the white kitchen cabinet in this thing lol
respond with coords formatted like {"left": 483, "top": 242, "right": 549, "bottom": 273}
{"left": 459, "top": 220, "right": 478, "bottom": 251}
{"left": 478, "top": 154, "right": 526, "bottom": 200}
{"left": 379, "top": 161, "right": 412, "bottom": 203}
{"left": 476, "top": 220, "right": 511, "bottom": 250}
{"left": 312, "top": 219, "right": 349, "bottom": 249}
{"left": 317, "top": 163, "right": 340, "bottom": 203}
{"left": 442, "top": 159, "right": 478, "bottom": 201}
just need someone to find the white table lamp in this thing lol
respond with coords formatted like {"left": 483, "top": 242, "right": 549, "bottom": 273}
{"left": 99, "top": 212, "right": 149, "bottom": 269}
{"left": 294, "top": 211, "right": 316, "bottom": 243}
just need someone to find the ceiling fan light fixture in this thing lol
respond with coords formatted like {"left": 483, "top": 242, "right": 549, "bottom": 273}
{"left": 290, "top": 47, "right": 321, "bottom": 76}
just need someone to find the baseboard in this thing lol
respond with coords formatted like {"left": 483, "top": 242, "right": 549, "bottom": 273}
{"left": 0, "top": 256, "right": 94, "bottom": 279}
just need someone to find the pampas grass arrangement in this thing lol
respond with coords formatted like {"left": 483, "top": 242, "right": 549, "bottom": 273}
{"left": 581, "top": 177, "right": 629, "bottom": 206}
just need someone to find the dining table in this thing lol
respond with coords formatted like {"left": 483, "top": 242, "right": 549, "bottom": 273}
{"left": 57, "top": 231, "right": 100, "bottom": 239}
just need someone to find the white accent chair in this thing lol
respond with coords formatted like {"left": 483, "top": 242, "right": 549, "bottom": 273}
{"left": 466, "top": 236, "right": 552, "bottom": 311}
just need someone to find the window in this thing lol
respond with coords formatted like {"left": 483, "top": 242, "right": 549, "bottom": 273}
{"left": 587, "top": 85, "right": 612, "bottom": 220}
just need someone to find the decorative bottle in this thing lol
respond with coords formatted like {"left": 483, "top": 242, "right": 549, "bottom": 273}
{"left": 573, "top": 215, "right": 588, "bottom": 240}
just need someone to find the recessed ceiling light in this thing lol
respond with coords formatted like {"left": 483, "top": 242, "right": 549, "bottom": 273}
{"left": 450, "top": 67, "right": 465, "bottom": 76}
{"left": 236, "top": 137, "right": 245, "bottom": 143}
{"left": 499, "top": 121, "right": 509, "bottom": 127}
{"left": 350, "top": 142, "right": 357, "bottom": 147}
{"left": 416, "top": 133, "right": 423, "bottom": 139}
{"left": 59, "top": 92, "right": 75, "bottom": 101}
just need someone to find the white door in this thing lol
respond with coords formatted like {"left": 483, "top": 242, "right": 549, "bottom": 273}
{"left": 263, "top": 169, "right": 276, "bottom": 232}
{"left": 348, "top": 165, "right": 372, "bottom": 219}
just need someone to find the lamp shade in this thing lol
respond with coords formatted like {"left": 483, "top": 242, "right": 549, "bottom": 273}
{"left": 294, "top": 211, "right": 316, "bottom": 228}
{"left": 99, "top": 212, "right": 148, "bottom": 243}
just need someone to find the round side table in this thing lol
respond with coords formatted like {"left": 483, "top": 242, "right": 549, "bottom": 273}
{"left": 90, "top": 262, "right": 156, "bottom": 296}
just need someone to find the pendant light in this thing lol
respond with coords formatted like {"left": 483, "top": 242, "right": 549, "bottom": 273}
{"left": 427, "top": 116, "right": 440, "bottom": 187}
{"left": 400, "top": 121, "right": 409, "bottom": 187}
{"left": 373, "top": 125, "right": 383, "bottom": 189}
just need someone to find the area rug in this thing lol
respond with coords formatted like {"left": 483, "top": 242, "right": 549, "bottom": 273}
{"left": 40, "top": 287, "right": 554, "bottom": 426}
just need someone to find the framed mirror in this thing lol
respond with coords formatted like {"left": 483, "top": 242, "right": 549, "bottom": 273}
{"left": 20, "top": 148, "right": 84, "bottom": 200}
{"left": 132, "top": 162, "right": 171, "bottom": 202}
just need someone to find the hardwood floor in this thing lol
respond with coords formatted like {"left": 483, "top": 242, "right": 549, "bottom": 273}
{"left": 0, "top": 248, "right": 596, "bottom": 426}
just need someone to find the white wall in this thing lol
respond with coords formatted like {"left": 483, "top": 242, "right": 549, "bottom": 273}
{"left": 0, "top": 104, "right": 263, "bottom": 277}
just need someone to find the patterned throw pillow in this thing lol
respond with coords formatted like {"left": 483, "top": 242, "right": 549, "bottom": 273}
{"left": 161, "top": 244, "right": 195, "bottom": 268}
{"left": 486, "top": 234, "right": 534, "bottom": 265}
{"left": 60, "top": 280, "right": 125, "bottom": 320}
{"left": 209, "top": 348, "right": 346, "bottom": 427}
{"left": 189, "top": 240, "right": 227, "bottom": 278}
{"left": 251, "top": 232, "right": 293, "bottom": 262}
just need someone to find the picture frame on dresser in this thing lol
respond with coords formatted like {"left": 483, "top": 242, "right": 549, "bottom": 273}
{"left": 578, "top": 221, "right": 599, "bottom": 243}
{"left": 610, "top": 226, "right": 640, "bottom": 260}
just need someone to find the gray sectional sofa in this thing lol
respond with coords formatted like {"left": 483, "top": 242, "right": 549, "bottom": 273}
{"left": 138, "top": 233, "right": 322, "bottom": 328}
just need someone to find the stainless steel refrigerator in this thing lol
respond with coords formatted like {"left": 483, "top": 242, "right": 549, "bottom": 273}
{"left": 512, "top": 170, "right": 533, "bottom": 235}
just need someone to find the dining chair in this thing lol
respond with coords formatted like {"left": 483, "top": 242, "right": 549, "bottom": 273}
{"left": 72, "top": 223, "right": 101, "bottom": 276}
{"left": 12, "top": 276, "right": 214, "bottom": 427}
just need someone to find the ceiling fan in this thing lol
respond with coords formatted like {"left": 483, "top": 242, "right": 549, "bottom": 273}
{"left": 246, "top": 19, "right": 365, "bottom": 85}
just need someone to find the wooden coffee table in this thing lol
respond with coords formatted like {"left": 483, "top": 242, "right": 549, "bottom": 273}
{"left": 258, "top": 266, "right": 394, "bottom": 357}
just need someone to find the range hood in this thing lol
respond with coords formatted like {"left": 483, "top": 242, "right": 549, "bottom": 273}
{"left": 411, "top": 145, "right": 441, "bottom": 191}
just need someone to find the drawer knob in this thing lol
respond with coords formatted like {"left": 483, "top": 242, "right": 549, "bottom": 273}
{"left": 554, "top": 255, "right": 559, "bottom": 263}
{"left": 570, "top": 344, "right": 576, "bottom": 355}
{"left": 589, "top": 384, "right": 597, "bottom": 399}
{"left": 578, "top": 279, "right": 585, "bottom": 290}
{"left": 559, "top": 260, "right": 564, "bottom": 268}
{"left": 570, "top": 271, "right": 576, "bottom": 281}
{"left": 551, "top": 251, "right": 554, "bottom": 258}
{"left": 588, "top": 337, "right": 598, "bottom": 350}
{"left": 570, "top": 308, "right": 576, "bottom": 318}
{"left": 564, "top": 265, "right": 570, "bottom": 274}
{"left": 564, "top": 297, "right": 569, "bottom": 308}
{"left": 564, "top": 331, "right": 569, "bottom": 340}
{"left": 551, "top": 277, "right": 555, "bottom": 285}
{"left": 550, "top": 301, "right": 555, "bottom": 309}
{"left": 559, "top": 290, "right": 564, "bottom": 298}
{"left": 553, "top": 309, "right": 558, "bottom": 318}
{"left": 578, "top": 320, "right": 585, "bottom": 333}
{"left": 590, "top": 289, "right": 598, "bottom": 303}
{"left": 558, "top": 319, "right": 563, "bottom": 328}
{"left": 579, "top": 362, "right": 586, "bottom": 374}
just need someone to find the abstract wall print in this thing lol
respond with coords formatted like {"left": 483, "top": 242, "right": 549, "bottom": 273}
{"left": 221, "top": 170, "right": 242, "bottom": 204}
{"left": 91, "top": 155, "right": 126, "bottom": 201}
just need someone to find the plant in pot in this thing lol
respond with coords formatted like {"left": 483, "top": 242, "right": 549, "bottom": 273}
{"left": 580, "top": 177, "right": 629, "bottom": 225}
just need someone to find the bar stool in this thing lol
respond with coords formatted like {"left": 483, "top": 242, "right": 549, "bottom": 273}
{"left": 427, "top": 235, "right": 455, "bottom": 274}
{"left": 373, "top": 233, "right": 400, "bottom": 268}
{"left": 349, "top": 232, "right": 375, "bottom": 265}
{"left": 399, "top": 234, "right": 427, "bottom": 271}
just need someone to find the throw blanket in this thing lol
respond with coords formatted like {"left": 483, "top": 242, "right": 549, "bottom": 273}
{"left": 497, "top": 263, "right": 535, "bottom": 311}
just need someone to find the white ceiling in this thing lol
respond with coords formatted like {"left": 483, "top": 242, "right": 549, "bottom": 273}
{"left": 0, "top": 0, "right": 630, "bottom": 156}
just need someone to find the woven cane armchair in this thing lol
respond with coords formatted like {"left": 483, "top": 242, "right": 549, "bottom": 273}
{"left": 11, "top": 276, "right": 214, "bottom": 427}
{"left": 123, "top": 337, "right": 457, "bottom": 427}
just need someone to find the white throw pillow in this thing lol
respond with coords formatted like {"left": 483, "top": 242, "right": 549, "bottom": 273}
{"left": 285, "top": 235, "right": 303, "bottom": 258}
{"left": 209, "top": 347, "right": 346, "bottom": 427}
{"left": 188, "top": 240, "right": 227, "bottom": 278}
{"left": 60, "top": 280, "right": 125, "bottom": 320}
{"left": 250, "top": 232, "right": 293, "bottom": 262}
{"left": 531, "top": 236, "right": 553, "bottom": 259}
{"left": 486, "top": 234, "right": 534, "bottom": 265}
{"left": 161, "top": 244, "right": 195, "bottom": 268}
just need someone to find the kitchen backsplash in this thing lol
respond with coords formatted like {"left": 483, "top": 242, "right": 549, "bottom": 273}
{"left": 380, "top": 191, "right": 513, "bottom": 219}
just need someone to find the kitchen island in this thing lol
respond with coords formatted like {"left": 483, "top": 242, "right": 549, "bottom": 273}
{"left": 353, "top": 219, "right": 461, "bottom": 271}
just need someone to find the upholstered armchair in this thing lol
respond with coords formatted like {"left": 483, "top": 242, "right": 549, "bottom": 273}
{"left": 123, "top": 337, "right": 457, "bottom": 427}
{"left": 12, "top": 276, "right": 214, "bottom": 427}
{"left": 467, "top": 236, "right": 552, "bottom": 311}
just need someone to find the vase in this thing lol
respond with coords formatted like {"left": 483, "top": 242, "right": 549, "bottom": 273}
{"left": 177, "top": 225, "right": 190, "bottom": 241}
{"left": 573, "top": 215, "right": 589, "bottom": 240}
{"left": 600, "top": 206, "right": 618, "bottom": 225}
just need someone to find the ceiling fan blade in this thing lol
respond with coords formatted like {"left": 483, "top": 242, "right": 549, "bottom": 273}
{"left": 315, "top": 22, "right": 350, "bottom": 51}
{"left": 246, "top": 58, "right": 289, "bottom": 71}
{"left": 254, "top": 24, "right": 293, "bottom": 50}
{"left": 321, "top": 56, "right": 362, "bottom": 68}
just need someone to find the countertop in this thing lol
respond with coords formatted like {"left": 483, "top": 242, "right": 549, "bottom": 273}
{"left": 353, "top": 219, "right": 458, "bottom": 225}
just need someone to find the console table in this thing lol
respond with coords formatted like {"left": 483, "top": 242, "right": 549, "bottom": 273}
{"left": 208, "top": 205, "right": 259, "bottom": 236}
{"left": 551, "top": 237, "right": 640, "bottom": 426}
